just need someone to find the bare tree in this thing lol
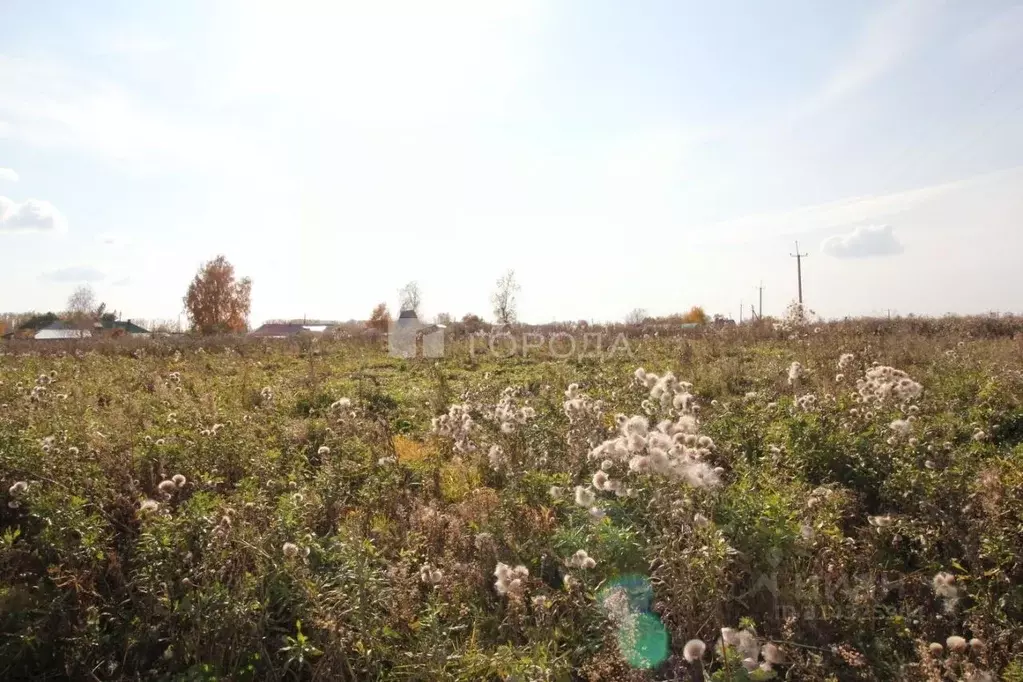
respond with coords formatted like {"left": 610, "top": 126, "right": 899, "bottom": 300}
{"left": 398, "top": 281, "right": 422, "bottom": 315}
{"left": 625, "top": 308, "right": 647, "bottom": 325}
{"left": 67, "top": 285, "right": 97, "bottom": 317}
{"left": 491, "top": 269, "right": 520, "bottom": 326}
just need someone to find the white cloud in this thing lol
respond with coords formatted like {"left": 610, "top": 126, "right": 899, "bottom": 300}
{"left": 0, "top": 167, "right": 17, "bottom": 182}
{"left": 112, "top": 276, "right": 132, "bottom": 287}
{"left": 41, "top": 266, "right": 105, "bottom": 283}
{"left": 821, "top": 224, "right": 904, "bottom": 259}
{"left": 0, "top": 196, "right": 67, "bottom": 233}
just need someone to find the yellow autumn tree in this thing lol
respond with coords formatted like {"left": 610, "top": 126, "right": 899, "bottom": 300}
{"left": 367, "top": 302, "right": 391, "bottom": 332}
{"left": 681, "top": 306, "right": 709, "bottom": 324}
{"left": 183, "top": 255, "right": 252, "bottom": 334}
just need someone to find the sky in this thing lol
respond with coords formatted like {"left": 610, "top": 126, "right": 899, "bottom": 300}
{"left": 2, "top": 0, "right": 1023, "bottom": 325}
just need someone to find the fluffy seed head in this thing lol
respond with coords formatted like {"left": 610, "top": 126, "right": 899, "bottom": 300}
{"left": 574, "top": 486, "right": 595, "bottom": 507}
{"left": 282, "top": 542, "right": 300, "bottom": 558}
{"left": 946, "top": 636, "right": 968, "bottom": 654}
{"left": 761, "top": 642, "right": 784, "bottom": 665}
{"left": 720, "top": 628, "right": 740, "bottom": 646}
{"left": 683, "top": 639, "right": 706, "bottom": 662}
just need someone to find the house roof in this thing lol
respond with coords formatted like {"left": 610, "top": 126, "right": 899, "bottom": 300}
{"left": 398, "top": 309, "right": 418, "bottom": 320}
{"left": 249, "top": 323, "right": 326, "bottom": 338}
{"left": 101, "top": 319, "right": 149, "bottom": 333}
{"left": 250, "top": 323, "right": 303, "bottom": 337}
{"left": 35, "top": 328, "right": 91, "bottom": 340}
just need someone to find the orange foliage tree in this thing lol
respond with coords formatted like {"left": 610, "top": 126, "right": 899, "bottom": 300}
{"left": 183, "top": 255, "right": 252, "bottom": 334}
{"left": 681, "top": 306, "right": 709, "bottom": 324}
{"left": 367, "top": 303, "right": 391, "bottom": 332}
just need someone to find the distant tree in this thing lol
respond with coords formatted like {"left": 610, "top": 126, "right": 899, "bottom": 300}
{"left": 67, "top": 285, "right": 97, "bottom": 317}
{"left": 1, "top": 311, "right": 35, "bottom": 331}
{"left": 434, "top": 312, "right": 453, "bottom": 326}
{"left": 461, "top": 313, "right": 485, "bottom": 334}
{"left": 367, "top": 303, "right": 391, "bottom": 332}
{"left": 492, "top": 269, "right": 520, "bottom": 326}
{"left": 17, "top": 312, "right": 58, "bottom": 330}
{"left": 681, "top": 306, "right": 709, "bottom": 324}
{"left": 183, "top": 255, "right": 252, "bottom": 334}
{"left": 398, "top": 281, "right": 422, "bottom": 315}
{"left": 625, "top": 308, "right": 647, "bottom": 325}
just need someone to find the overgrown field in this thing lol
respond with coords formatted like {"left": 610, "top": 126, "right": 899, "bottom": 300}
{"left": 3, "top": 325, "right": 1023, "bottom": 681}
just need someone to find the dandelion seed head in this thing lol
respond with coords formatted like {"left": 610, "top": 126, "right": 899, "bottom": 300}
{"left": 683, "top": 639, "right": 706, "bottom": 662}
{"left": 946, "top": 636, "right": 968, "bottom": 654}
{"left": 762, "top": 642, "right": 784, "bottom": 665}
{"left": 574, "top": 486, "right": 595, "bottom": 507}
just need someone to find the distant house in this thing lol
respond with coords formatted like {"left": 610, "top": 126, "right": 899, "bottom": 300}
{"left": 99, "top": 319, "right": 150, "bottom": 336}
{"left": 35, "top": 321, "right": 91, "bottom": 340}
{"left": 249, "top": 323, "right": 326, "bottom": 339}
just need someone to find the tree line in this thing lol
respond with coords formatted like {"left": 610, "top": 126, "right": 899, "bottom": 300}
{"left": 2, "top": 255, "right": 713, "bottom": 337}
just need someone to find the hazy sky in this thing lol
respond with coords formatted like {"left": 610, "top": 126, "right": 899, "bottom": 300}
{"left": 3, "top": 0, "right": 1023, "bottom": 324}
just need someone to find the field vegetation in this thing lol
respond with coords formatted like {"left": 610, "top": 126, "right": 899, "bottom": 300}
{"left": 2, "top": 316, "right": 1023, "bottom": 681}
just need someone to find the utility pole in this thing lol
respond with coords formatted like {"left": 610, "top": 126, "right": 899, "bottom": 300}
{"left": 739, "top": 300, "right": 743, "bottom": 324}
{"left": 755, "top": 281, "right": 765, "bottom": 319}
{"left": 790, "top": 241, "right": 808, "bottom": 305}
{"left": 750, "top": 304, "right": 757, "bottom": 321}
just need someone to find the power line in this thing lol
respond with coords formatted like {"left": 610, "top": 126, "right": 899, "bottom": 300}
{"left": 790, "top": 241, "right": 808, "bottom": 306}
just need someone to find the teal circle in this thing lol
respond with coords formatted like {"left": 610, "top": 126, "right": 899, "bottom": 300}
{"left": 616, "top": 612, "right": 670, "bottom": 669}
{"left": 598, "top": 573, "right": 654, "bottom": 612}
